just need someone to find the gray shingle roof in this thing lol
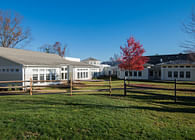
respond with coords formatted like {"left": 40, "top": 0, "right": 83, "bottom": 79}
{"left": 0, "top": 47, "right": 97, "bottom": 67}
{"left": 82, "top": 57, "right": 99, "bottom": 61}
{"left": 158, "top": 60, "right": 195, "bottom": 65}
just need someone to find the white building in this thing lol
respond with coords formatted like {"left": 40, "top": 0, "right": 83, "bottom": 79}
{"left": 160, "top": 60, "right": 195, "bottom": 81}
{"left": 82, "top": 57, "right": 110, "bottom": 78}
{"left": 0, "top": 47, "right": 98, "bottom": 86}
{"left": 117, "top": 63, "right": 153, "bottom": 80}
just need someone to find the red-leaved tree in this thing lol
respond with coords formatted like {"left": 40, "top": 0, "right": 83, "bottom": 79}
{"left": 118, "top": 36, "right": 149, "bottom": 80}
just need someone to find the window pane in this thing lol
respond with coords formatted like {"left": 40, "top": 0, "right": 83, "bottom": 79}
{"left": 180, "top": 71, "right": 184, "bottom": 78}
{"left": 186, "top": 71, "right": 191, "bottom": 78}
{"left": 86, "top": 72, "right": 88, "bottom": 78}
{"left": 40, "top": 74, "right": 44, "bottom": 83}
{"left": 46, "top": 74, "right": 50, "bottom": 80}
{"left": 174, "top": 71, "right": 178, "bottom": 78}
{"left": 33, "top": 74, "right": 38, "bottom": 83}
{"left": 52, "top": 74, "right": 55, "bottom": 80}
{"left": 168, "top": 71, "right": 172, "bottom": 78}
{"left": 134, "top": 71, "right": 137, "bottom": 76}
{"left": 125, "top": 71, "right": 128, "bottom": 76}
{"left": 65, "top": 73, "right": 68, "bottom": 79}
{"left": 61, "top": 73, "right": 64, "bottom": 80}
{"left": 138, "top": 71, "right": 142, "bottom": 77}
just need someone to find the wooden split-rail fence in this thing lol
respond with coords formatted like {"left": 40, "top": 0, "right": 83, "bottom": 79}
{"left": 0, "top": 77, "right": 112, "bottom": 96}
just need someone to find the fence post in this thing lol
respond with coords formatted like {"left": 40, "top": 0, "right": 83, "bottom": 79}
{"left": 70, "top": 77, "right": 72, "bottom": 96}
{"left": 124, "top": 77, "right": 126, "bottom": 96}
{"left": 30, "top": 78, "right": 33, "bottom": 95}
{"left": 174, "top": 79, "right": 177, "bottom": 103}
{"left": 109, "top": 76, "right": 112, "bottom": 96}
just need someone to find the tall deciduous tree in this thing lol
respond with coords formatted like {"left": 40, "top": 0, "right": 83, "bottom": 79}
{"left": 40, "top": 42, "right": 67, "bottom": 57}
{"left": 118, "top": 37, "right": 149, "bottom": 79}
{"left": 0, "top": 10, "right": 31, "bottom": 48}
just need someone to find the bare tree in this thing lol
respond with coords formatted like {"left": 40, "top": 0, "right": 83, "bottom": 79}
{"left": 40, "top": 42, "right": 67, "bottom": 57}
{"left": 0, "top": 10, "right": 31, "bottom": 48}
{"left": 182, "top": 9, "right": 195, "bottom": 53}
{"left": 109, "top": 53, "right": 120, "bottom": 66}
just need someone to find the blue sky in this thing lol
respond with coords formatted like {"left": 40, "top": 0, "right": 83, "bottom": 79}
{"left": 0, "top": 0, "right": 195, "bottom": 61}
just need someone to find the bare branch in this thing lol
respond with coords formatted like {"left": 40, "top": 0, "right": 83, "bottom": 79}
{"left": 0, "top": 10, "right": 31, "bottom": 48}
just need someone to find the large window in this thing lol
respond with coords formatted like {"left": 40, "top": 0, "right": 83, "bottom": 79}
{"left": 65, "top": 73, "right": 68, "bottom": 79}
{"left": 125, "top": 71, "right": 128, "bottom": 77}
{"left": 168, "top": 71, "right": 172, "bottom": 78}
{"left": 174, "top": 71, "right": 178, "bottom": 78}
{"left": 86, "top": 72, "right": 88, "bottom": 78}
{"left": 186, "top": 71, "right": 191, "bottom": 78}
{"left": 52, "top": 74, "right": 55, "bottom": 80}
{"left": 130, "top": 71, "right": 132, "bottom": 76}
{"left": 61, "top": 73, "right": 64, "bottom": 80}
{"left": 77, "top": 72, "right": 80, "bottom": 78}
{"left": 46, "top": 74, "right": 50, "bottom": 80}
{"left": 138, "top": 71, "right": 142, "bottom": 77}
{"left": 180, "top": 71, "right": 184, "bottom": 78}
{"left": 40, "top": 74, "right": 44, "bottom": 83}
{"left": 149, "top": 70, "right": 153, "bottom": 76}
{"left": 33, "top": 74, "right": 38, "bottom": 83}
{"left": 134, "top": 71, "right": 137, "bottom": 77}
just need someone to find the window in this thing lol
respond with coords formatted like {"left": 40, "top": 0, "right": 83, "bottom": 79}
{"left": 174, "top": 66, "right": 178, "bottom": 68}
{"left": 174, "top": 71, "right": 178, "bottom": 78}
{"left": 33, "top": 74, "right": 38, "bottom": 83}
{"left": 186, "top": 71, "right": 191, "bottom": 78}
{"left": 61, "top": 68, "right": 64, "bottom": 71}
{"left": 16, "top": 69, "right": 19, "bottom": 72}
{"left": 65, "top": 67, "right": 68, "bottom": 71}
{"left": 77, "top": 72, "right": 80, "bottom": 78}
{"left": 168, "top": 66, "right": 172, "bottom": 68}
{"left": 130, "top": 71, "right": 132, "bottom": 76}
{"left": 52, "top": 74, "right": 55, "bottom": 80}
{"left": 180, "top": 71, "right": 184, "bottom": 78}
{"left": 65, "top": 73, "right": 68, "bottom": 79}
{"left": 86, "top": 72, "right": 88, "bottom": 78}
{"left": 149, "top": 70, "right": 153, "bottom": 76}
{"left": 81, "top": 72, "right": 83, "bottom": 78}
{"left": 134, "top": 71, "right": 137, "bottom": 76}
{"left": 46, "top": 74, "right": 50, "bottom": 80}
{"left": 163, "top": 66, "right": 166, "bottom": 68}
{"left": 3, "top": 69, "right": 5, "bottom": 72}
{"left": 159, "top": 71, "right": 161, "bottom": 77}
{"left": 186, "top": 66, "right": 191, "bottom": 68}
{"left": 11, "top": 69, "right": 14, "bottom": 72}
{"left": 125, "top": 71, "right": 128, "bottom": 77}
{"left": 83, "top": 72, "right": 86, "bottom": 78}
{"left": 138, "top": 71, "right": 142, "bottom": 77}
{"left": 61, "top": 73, "right": 64, "bottom": 80}
{"left": 168, "top": 71, "right": 172, "bottom": 78}
{"left": 40, "top": 74, "right": 44, "bottom": 83}
{"left": 6, "top": 69, "right": 9, "bottom": 72}
{"left": 180, "top": 66, "right": 184, "bottom": 68}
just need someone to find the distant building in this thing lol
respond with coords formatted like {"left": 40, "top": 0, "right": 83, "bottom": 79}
{"left": 116, "top": 53, "right": 195, "bottom": 81}
{"left": 82, "top": 57, "right": 110, "bottom": 78}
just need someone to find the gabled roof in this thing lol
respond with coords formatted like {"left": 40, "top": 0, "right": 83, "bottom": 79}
{"left": 147, "top": 53, "right": 195, "bottom": 65}
{"left": 82, "top": 57, "right": 99, "bottom": 61}
{"left": 158, "top": 60, "right": 195, "bottom": 65}
{"left": 0, "top": 47, "right": 96, "bottom": 67}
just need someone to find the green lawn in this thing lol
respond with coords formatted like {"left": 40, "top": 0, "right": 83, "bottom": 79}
{"left": 0, "top": 80, "right": 195, "bottom": 139}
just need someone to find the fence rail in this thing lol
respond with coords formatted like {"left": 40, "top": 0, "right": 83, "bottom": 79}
{"left": 0, "top": 77, "right": 113, "bottom": 96}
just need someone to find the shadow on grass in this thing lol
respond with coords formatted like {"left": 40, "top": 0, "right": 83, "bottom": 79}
{"left": 10, "top": 99, "right": 195, "bottom": 114}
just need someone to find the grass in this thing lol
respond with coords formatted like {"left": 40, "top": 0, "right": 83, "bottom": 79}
{"left": 0, "top": 80, "right": 195, "bottom": 139}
